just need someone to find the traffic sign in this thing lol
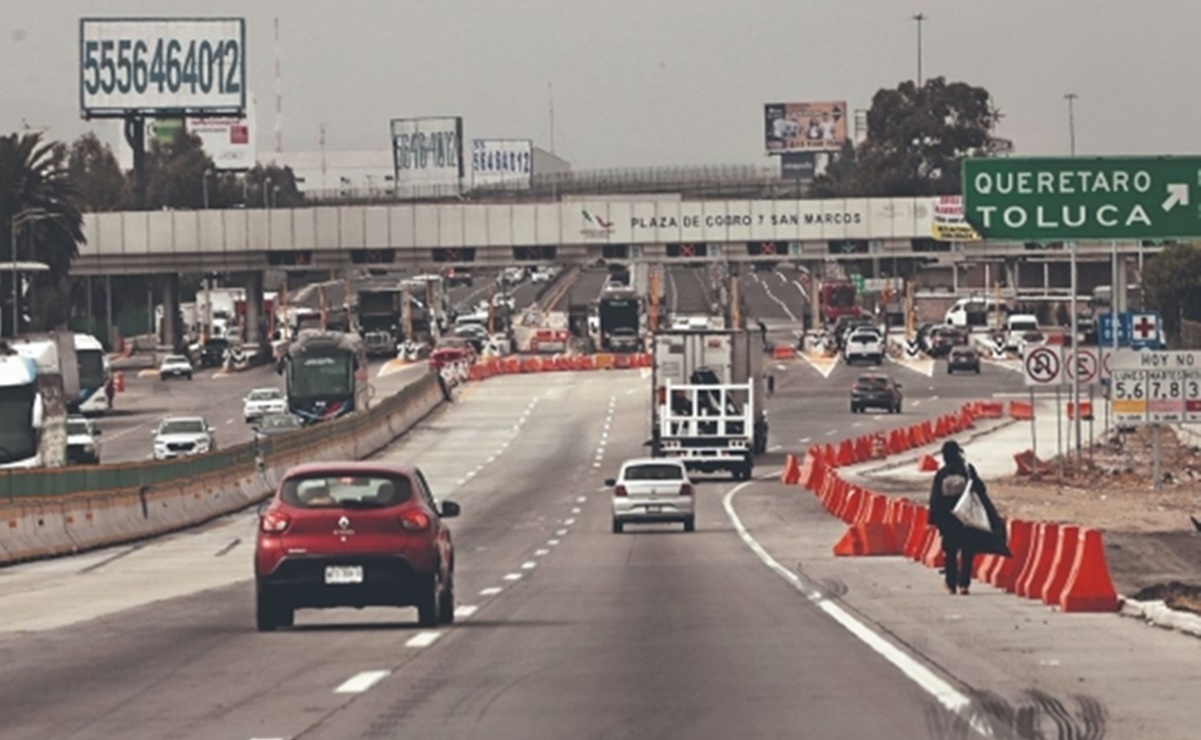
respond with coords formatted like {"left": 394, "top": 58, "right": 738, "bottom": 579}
{"left": 1109, "top": 350, "right": 1201, "bottom": 424}
{"left": 962, "top": 157, "right": 1201, "bottom": 240}
{"left": 1111, "top": 369, "right": 1148, "bottom": 423}
{"left": 1024, "top": 346, "right": 1061, "bottom": 386}
{"left": 1101, "top": 312, "right": 1164, "bottom": 348}
{"left": 1065, "top": 349, "right": 1100, "bottom": 384}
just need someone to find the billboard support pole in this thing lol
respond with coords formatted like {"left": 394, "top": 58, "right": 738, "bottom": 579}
{"left": 123, "top": 115, "right": 147, "bottom": 209}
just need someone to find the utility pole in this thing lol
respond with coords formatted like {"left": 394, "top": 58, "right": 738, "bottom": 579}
{"left": 912, "top": 13, "right": 927, "bottom": 86}
{"left": 1065, "top": 93, "right": 1078, "bottom": 156}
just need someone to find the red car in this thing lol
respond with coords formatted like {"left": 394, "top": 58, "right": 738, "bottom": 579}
{"left": 254, "top": 461, "right": 460, "bottom": 631}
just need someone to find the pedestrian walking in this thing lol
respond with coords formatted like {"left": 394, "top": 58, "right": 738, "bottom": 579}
{"left": 765, "top": 372, "right": 775, "bottom": 398}
{"left": 928, "top": 440, "right": 1008, "bottom": 595}
{"left": 757, "top": 319, "right": 768, "bottom": 349}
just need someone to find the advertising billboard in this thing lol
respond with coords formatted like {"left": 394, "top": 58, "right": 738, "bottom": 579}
{"left": 764, "top": 101, "right": 847, "bottom": 153}
{"left": 471, "top": 139, "right": 533, "bottom": 190}
{"left": 187, "top": 97, "right": 256, "bottom": 171}
{"left": 390, "top": 116, "right": 464, "bottom": 191}
{"left": 931, "top": 195, "right": 982, "bottom": 242}
{"left": 79, "top": 18, "right": 246, "bottom": 119}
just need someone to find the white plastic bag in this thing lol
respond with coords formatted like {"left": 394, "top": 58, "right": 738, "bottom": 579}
{"left": 951, "top": 467, "right": 991, "bottom": 532}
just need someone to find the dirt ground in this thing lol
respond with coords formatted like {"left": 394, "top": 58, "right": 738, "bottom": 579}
{"left": 990, "top": 425, "right": 1201, "bottom": 606}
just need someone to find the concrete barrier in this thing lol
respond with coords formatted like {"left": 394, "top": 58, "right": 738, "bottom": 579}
{"left": 0, "top": 373, "right": 445, "bottom": 566}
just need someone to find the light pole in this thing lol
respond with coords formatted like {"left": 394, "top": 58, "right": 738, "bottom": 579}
{"left": 202, "top": 167, "right": 214, "bottom": 209}
{"left": 1065, "top": 93, "right": 1078, "bottom": 156}
{"left": 8, "top": 209, "right": 58, "bottom": 337}
{"left": 912, "top": 13, "right": 927, "bottom": 86}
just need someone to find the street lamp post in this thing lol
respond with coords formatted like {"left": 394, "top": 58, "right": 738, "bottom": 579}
{"left": 7, "top": 209, "right": 58, "bottom": 337}
{"left": 1065, "top": 93, "right": 1079, "bottom": 156}
{"left": 912, "top": 13, "right": 927, "bottom": 86}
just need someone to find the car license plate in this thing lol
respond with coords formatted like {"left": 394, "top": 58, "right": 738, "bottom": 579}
{"left": 324, "top": 565, "right": 363, "bottom": 585}
{"left": 646, "top": 505, "right": 662, "bottom": 513}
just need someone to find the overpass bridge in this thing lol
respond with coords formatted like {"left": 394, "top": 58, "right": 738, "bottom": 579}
{"left": 73, "top": 196, "right": 1163, "bottom": 277}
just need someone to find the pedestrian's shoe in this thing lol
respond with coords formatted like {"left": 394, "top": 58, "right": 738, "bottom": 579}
{"left": 958, "top": 586, "right": 970, "bottom": 595}
{"left": 943, "top": 583, "right": 955, "bottom": 595}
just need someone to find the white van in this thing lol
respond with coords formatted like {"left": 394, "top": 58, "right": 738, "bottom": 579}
{"left": 1004, "top": 314, "right": 1040, "bottom": 351}
{"left": 944, "top": 298, "right": 1008, "bottom": 329}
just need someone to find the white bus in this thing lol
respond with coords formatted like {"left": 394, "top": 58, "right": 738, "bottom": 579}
{"left": 71, "top": 333, "right": 112, "bottom": 416}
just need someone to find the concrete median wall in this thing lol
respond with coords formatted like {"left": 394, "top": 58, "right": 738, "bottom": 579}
{"left": 0, "top": 373, "right": 444, "bottom": 566}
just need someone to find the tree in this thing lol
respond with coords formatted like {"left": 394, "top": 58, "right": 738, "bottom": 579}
{"left": 143, "top": 131, "right": 214, "bottom": 211}
{"left": 67, "top": 133, "right": 129, "bottom": 212}
{"left": 812, "top": 77, "right": 997, "bottom": 197}
{"left": 1142, "top": 243, "right": 1201, "bottom": 341}
{"left": 243, "top": 163, "right": 304, "bottom": 209}
{"left": 0, "top": 131, "right": 86, "bottom": 336}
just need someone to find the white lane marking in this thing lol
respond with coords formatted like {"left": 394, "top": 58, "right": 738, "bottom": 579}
{"left": 825, "top": 430, "right": 836, "bottom": 436}
{"left": 225, "top": 419, "right": 234, "bottom": 425}
{"left": 503, "top": 573, "right": 523, "bottom": 581}
{"left": 769, "top": 444, "right": 782, "bottom": 452}
{"left": 521, "top": 561, "right": 537, "bottom": 569}
{"left": 547, "top": 539, "right": 560, "bottom": 546}
{"left": 797, "top": 351, "right": 839, "bottom": 379}
{"left": 455, "top": 479, "right": 468, "bottom": 487}
{"left": 454, "top": 605, "right": 479, "bottom": 619}
{"left": 334, "top": 670, "right": 391, "bottom": 694}
{"left": 405, "top": 631, "right": 442, "bottom": 648}
{"left": 722, "top": 481, "right": 993, "bottom": 737}
{"left": 571, "top": 507, "right": 581, "bottom": 514}
{"left": 556, "top": 529, "right": 568, "bottom": 536}
{"left": 913, "top": 400, "right": 922, "bottom": 408}
{"left": 487, "top": 456, "right": 497, "bottom": 463}
{"left": 753, "top": 271, "right": 799, "bottom": 322}
{"left": 799, "top": 436, "right": 811, "bottom": 444}
{"left": 851, "top": 422, "right": 862, "bottom": 428}
{"left": 535, "top": 548, "right": 550, "bottom": 556}
{"left": 564, "top": 518, "right": 576, "bottom": 526}
{"left": 593, "top": 462, "right": 602, "bottom": 468}
{"left": 479, "top": 587, "right": 503, "bottom": 596}
{"left": 576, "top": 496, "right": 587, "bottom": 503}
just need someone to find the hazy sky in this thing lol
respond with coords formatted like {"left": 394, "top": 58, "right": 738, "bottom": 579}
{"left": 2, "top": 1, "right": 1198, "bottom": 170}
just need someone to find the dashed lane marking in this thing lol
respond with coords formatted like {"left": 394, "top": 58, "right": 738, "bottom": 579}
{"left": 404, "top": 632, "right": 442, "bottom": 649}
{"left": 535, "top": 549, "right": 550, "bottom": 556}
{"left": 556, "top": 529, "right": 568, "bottom": 536}
{"left": 334, "top": 670, "right": 391, "bottom": 694}
{"left": 521, "top": 561, "right": 537, "bottom": 569}
{"left": 479, "top": 587, "right": 503, "bottom": 596}
{"left": 503, "top": 573, "right": 523, "bottom": 581}
{"left": 454, "top": 605, "right": 479, "bottom": 619}
{"left": 548, "top": 539, "right": 560, "bottom": 546}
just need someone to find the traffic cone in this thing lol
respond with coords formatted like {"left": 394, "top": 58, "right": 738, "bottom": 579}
{"left": 1041, "top": 525, "right": 1081, "bottom": 606}
{"left": 917, "top": 454, "right": 939, "bottom": 472}
{"left": 1059, "top": 529, "right": 1120, "bottom": 612}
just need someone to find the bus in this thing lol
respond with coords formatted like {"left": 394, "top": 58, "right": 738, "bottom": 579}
{"left": 72, "top": 333, "right": 112, "bottom": 415}
{"left": 280, "top": 330, "right": 370, "bottom": 424}
{"left": 1, "top": 335, "right": 73, "bottom": 469}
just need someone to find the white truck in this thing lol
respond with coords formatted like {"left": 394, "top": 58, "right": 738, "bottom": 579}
{"left": 651, "top": 329, "right": 768, "bottom": 481}
{"left": 0, "top": 333, "right": 76, "bottom": 468}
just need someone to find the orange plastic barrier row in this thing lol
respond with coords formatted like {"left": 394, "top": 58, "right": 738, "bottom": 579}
{"left": 465, "top": 352, "right": 653, "bottom": 381}
{"left": 772, "top": 345, "right": 797, "bottom": 360}
{"left": 780, "top": 399, "right": 1119, "bottom": 612}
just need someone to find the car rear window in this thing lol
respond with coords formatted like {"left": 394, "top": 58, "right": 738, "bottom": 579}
{"left": 856, "top": 376, "right": 889, "bottom": 389}
{"left": 850, "top": 334, "right": 879, "bottom": 344}
{"left": 281, "top": 475, "right": 413, "bottom": 509}
{"left": 623, "top": 464, "right": 685, "bottom": 481}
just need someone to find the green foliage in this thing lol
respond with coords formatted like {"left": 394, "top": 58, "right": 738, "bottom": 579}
{"left": 809, "top": 77, "right": 997, "bottom": 198}
{"left": 1141, "top": 243, "right": 1201, "bottom": 340}
{"left": 67, "top": 133, "right": 127, "bottom": 212}
{"left": 0, "top": 131, "right": 87, "bottom": 335}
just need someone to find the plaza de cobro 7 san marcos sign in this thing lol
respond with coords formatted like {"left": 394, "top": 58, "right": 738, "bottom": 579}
{"left": 962, "top": 157, "right": 1201, "bottom": 241}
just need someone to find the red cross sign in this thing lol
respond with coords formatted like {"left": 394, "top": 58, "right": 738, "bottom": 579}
{"left": 1132, "top": 314, "right": 1158, "bottom": 340}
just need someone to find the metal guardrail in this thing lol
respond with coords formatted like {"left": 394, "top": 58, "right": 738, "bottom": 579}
{"left": 0, "top": 374, "right": 436, "bottom": 500}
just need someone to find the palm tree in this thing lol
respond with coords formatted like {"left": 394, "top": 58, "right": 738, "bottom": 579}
{"left": 0, "top": 131, "right": 86, "bottom": 336}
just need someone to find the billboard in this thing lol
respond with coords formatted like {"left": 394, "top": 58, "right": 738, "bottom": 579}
{"left": 79, "top": 18, "right": 246, "bottom": 119}
{"left": 391, "top": 117, "right": 464, "bottom": 191}
{"left": 931, "top": 195, "right": 982, "bottom": 242}
{"left": 764, "top": 101, "right": 847, "bottom": 153}
{"left": 187, "top": 97, "right": 256, "bottom": 170}
{"left": 471, "top": 139, "right": 533, "bottom": 189}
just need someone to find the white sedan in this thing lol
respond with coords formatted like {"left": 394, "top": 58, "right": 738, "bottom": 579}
{"left": 243, "top": 387, "right": 288, "bottom": 422}
{"left": 159, "top": 354, "right": 193, "bottom": 380}
{"left": 607, "top": 458, "right": 695, "bottom": 533}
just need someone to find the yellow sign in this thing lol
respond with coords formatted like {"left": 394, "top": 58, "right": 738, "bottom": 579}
{"left": 932, "top": 195, "right": 982, "bottom": 242}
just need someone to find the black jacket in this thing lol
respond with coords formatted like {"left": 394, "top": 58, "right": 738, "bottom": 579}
{"left": 928, "top": 459, "right": 1011, "bottom": 556}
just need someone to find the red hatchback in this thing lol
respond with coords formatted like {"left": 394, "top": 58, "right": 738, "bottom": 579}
{"left": 254, "top": 461, "right": 460, "bottom": 631}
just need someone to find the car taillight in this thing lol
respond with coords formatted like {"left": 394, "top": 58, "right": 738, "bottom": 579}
{"left": 260, "top": 511, "right": 290, "bottom": 533}
{"left": 399, "top": 511, "right": 431, "bottom": 531}
{"left": 680, "top": 483, "right": 694, "bottom": 496}
{"left": 614, "top": 485, "right": 628, "bottom": 497}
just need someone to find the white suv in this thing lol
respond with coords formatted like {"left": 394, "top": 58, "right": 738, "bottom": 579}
{"left": 844, "top": 329, "right": 884, "bottom": 365}
{"left": 243, "top": 387, "right": 288, "bottom": 422}
{"left": 607, "top": 458, "right": 695, "bottom": 533}
{"left": 153, "top": 417, "right": 216, "bottom": 460}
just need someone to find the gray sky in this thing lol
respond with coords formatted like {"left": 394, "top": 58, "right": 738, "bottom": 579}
{"left": 2, "top": 0, "right": 1197, "bottom": 170}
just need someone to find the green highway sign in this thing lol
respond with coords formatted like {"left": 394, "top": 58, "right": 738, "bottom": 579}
{"left": 962, "top": 157, "right": 1201, "bottom": 240}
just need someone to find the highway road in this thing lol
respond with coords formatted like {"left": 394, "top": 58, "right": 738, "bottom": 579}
{"left": 3, "top": 351, "right": 1200, "bottom": 737}
{"left": 664, "top": 264, "right": 716, "bottom": 316}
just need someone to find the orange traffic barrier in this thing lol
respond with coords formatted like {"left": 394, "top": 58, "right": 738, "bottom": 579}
{"left": 959, "top": 407, "right": 976, "bottom": 429}
{"left": 889, "top": 501, "right": 915, "bottom": 553}
{"left": 836, "top": 439, "right": 856, "bottom": 467}
{"left": 1041, "top": 525, "right": 1081, "bottom": 606}
{"left": 976, "top": 401, "right": 1003, "bottom": 419}
{"left": 836, "top": 486, "right": 862, "bottom": 523}
{"left": 114, "top": 371, "right": 125, "bottom": 392}
{"left": 772, "top": 344, "right": 797, "bottom": 360}
{"left": 832, "top": 526, "right": 868, "bottom": 556}
{"left": 781, "top": 454, "right": 801, "bottom": 485}
{"left": 934, "top": 416, "right": 949, "bottom": 438}
{"left": 906, "top": 425, "right": 923, "bottom": 449}
{"left": 1059, "top": 529, "right": 1120, "bottom": 612}
{"left": 857, "top": 494, "right": 888, "bottom": 524}
{"left": 1017, "top": 523, "right": 1060, "bottom": 599}
{"left": 920, "top": 529, "right": 945, "bottom": 569}
{"left": 853, "top": 435, "right": 871, "bottom": 463}
{"left": 820, "top": 475, "right": 844, "bottom": 514}
{"left": 917, "top": 454, "right": 939, "bottom": 472}
{"left": 904, "top": 515, "right": 931, "bottom": 560}
{"left": 593, "top": 353, "right": 615, "bottom": 369}
{"left": 922, "top": 420, "right": 936, "bottom": 444}
{"left": 1009, "top": 400, "right": 1034, "bottom": 420}
{"left": 1066, "top": 401, "right": 1093, "bottom": 420}
{"left": 833, "top": 522, "right": 901, "bottom": 557}
{"left": 821, "top": 443, "right": 837, "bottom": 468}
{"left": 986, "top": 519, "right": 1026, "bottom": 592}
{"left": 613, "top": 353, "right": 631, "bottom": 370}
{"left": 801, "top": 455, "right": 825, "bottom": 491}
{"left": 890, "top": 428, "right": 910, "bottom": 455}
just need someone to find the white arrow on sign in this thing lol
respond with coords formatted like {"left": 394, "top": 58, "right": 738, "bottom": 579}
{"left": 1162, "top": 183, "right": 1189, "bottom": 212}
